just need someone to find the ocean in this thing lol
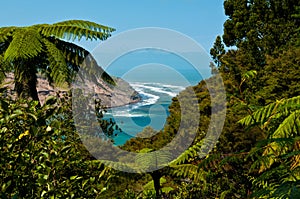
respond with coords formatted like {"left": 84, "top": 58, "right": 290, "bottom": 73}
{"left": 104, "top": 82, "right": 185, "bottom": 145}
{"left": 101, "top": 49, "right": 210, "bottom": 145}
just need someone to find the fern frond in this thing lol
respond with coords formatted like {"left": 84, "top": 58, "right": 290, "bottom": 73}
{"left": 259, "top": 148, "right": 278, "bottom": 172}
{"left": 38, "top": 20, "right": 115, "bottom": 41}
{"left": 258, "top": 138, "right": 295, "bottom": 172}
{"left": 43, "top": 38, "right": 68, "bottom": 86}
{"left": 0, "top": 54, "right": 10, "bottom": 82}
{"left": 135, "top": 150, "right": 173, "bottom": 172}
{"left": 54, "top": 39, "right": 88, "bottom": 66}
{"left": 99, "top": 160, "right": 137, "bottom": 173}
{"left": 271, "top": 181, "right": 300, "bottom": 199}
{"left": 169, "top": 164, "right": 205, "bottom": 183}
{"left": 0, "top": 26, "right": 16, "bottom": 43}
{"left": 169, "top": 141, "right": 203, "bottom": 165}
{"left": 52, "top": 20, "right": 115, "bottom": 33}
{"left": 53, "top": 39, "right": 115, "bottom": 85}
{"left": 238, "top": 99, "right": 283, "bottom": 127}
{"left": 169, "top": 164, "right": 197, "bottom": 178}
{"left": 291, "top": 140, "right": 300, "bottom": 170}
{"left": 272, "top": 110, "right": 300, "bottom": 138}
{"left": 239, "top": 96, "right": 300, "bottom": 128}
{"left": 4, "top": 28, "right": 43, "bottom": 61}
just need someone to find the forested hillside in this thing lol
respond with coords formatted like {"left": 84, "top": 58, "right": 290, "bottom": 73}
{"left": 1, "top": 1, "right": 300, "bottom": 198}
{"left": 122, "top": 0, "right": 300, "bottom": 198}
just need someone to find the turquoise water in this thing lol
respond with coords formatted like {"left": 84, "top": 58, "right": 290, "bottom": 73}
{"left": 102, "top": 49, "right": 208, "bottom": 145}
{"left": 104, "top": 82, "right": 185, "bottom": 145}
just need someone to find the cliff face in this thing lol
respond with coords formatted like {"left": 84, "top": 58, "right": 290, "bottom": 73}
{"left": 89, "top": 77, "right": 142, "bottom": 108}
{"left": 3, "top": 73, "right": 141, "bottom": 108}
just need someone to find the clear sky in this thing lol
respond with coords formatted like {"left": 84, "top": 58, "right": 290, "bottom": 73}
{"left": 0, "top": 0, "right": 227, "bottom": 53}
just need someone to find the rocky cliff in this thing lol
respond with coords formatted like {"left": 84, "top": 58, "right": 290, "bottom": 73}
{"left": 3, "top": 73, "right": 141, "bottom": 108}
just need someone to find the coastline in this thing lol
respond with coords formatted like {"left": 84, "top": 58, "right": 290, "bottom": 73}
{"left": 2, "top": 73, "right": 142, "bottom": 108}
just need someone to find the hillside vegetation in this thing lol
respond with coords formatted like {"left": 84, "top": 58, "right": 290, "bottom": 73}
{"left": 1, "top": 1, "right": 300, "bottom": 198}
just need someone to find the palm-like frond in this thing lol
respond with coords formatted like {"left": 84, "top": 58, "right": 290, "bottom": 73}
{"left": 53, "top": 39, "right": 115, "bottom": 85}
{"left": 272, "top": 110, "right": 300, "bottom": 138}
{"left": 4, "top": 28, "right": 43, "bottom": 61}
{"left": 135, "top": 149, "right": 173, "bottom": 172}
{"left": 169, "top": 140, "right": 204, "bottom": 166}
{"left": 38, "top": 20, "right": 115, "bottom": 41}
{"left": 240, "top": 96, "right": 300, "bottom": 173}
{"left": 43, "top": 38, "right": 68, "bottom": 86}
{"left": 98, "top": 159, "right": 138, "bottom": 173}
{"left": 0, "top": 26, "right": 16, "bottom": 43}
{"left": 53, "top": 20, "right": 115, "bottom": 33}
{"left": 169, "top": 164, "right": 205, "bottom": 183}
{"left": 0, "top": 55, "right": 6, "bottom": 82}
{"left": 239, "top": 96, "right": 300, "bottom": 129}
{"left": 0, "top": 20, "right": 115, "bottom": 101}
{"left": 53, "top": 38, "right": 88, "bottom": 66}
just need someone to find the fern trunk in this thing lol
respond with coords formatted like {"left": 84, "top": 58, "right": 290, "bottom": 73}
{"left": 150, "top": 171, "right": 161, "bottom": 198}
{"left": 14, "top": 61, "right": 39, "bottom": 102}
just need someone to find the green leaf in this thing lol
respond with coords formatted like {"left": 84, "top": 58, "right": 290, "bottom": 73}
{"left": 272, "top": 110, "right": 300, "bottom": 138}
{"left": 0, "top": 26, "right": 16, "bottom": 43}
{"left": 43, "top": 38, "right": 68, "bottom": 86}
{"left": 4, "top": 28, "right": 43, "bottom": 61}
{"left": 1, "top": 180, "right": 11, "bottom": 192}
{"left": 38, "top": 20, "right": 115, "bottom": 41}
{"left": 70, "top": 175, "right": 78, "bottom": 180}
{"left": 41, "top": 190, "right": 47, "bottom": 197}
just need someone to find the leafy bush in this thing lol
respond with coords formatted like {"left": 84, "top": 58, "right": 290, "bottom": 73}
{"left": 0, "top": 91, "right": 107, "bottom": 198}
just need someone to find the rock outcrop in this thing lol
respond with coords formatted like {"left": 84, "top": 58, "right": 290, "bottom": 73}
{"left": 3, "top": 73, "right": 141, "bottom": 108}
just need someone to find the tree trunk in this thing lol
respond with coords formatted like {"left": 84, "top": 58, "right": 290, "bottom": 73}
{"left": 150, "top": 170, "right": 161, "bottom": 199}
{"left": 14, "top": 61, "right": 40, "bottom": 103}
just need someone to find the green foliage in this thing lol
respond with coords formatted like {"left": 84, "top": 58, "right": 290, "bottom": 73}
{"left": 210, "top": 35, "right": 225, "bottom": 68}
{"left": 43, "top": 38, "right": 68, "bottom": 87}
{"left": 4, "top": 28, "right": 43, "bottom": 61}
{"left": 38, "top": 20, "right": 115, "bottom": 41}
{"left": 168, "top": 181, "right": 205, "bottom": 199}
{"left": 142, "top": 177, "right": 174, "bottom": 195}
{"left": 0, "top": 26, "right": 16, "bottom": 43}
{"left": 169, "top": 140, "right": 204, "bottom": 166}
{"left": 115, "top": 1, "right": 300, "bottom": 198}
{"left": 0, "top": 92, "right": 113, "bottom": 198}
{"left": 223, "top": 0, "right": 300, "bottom": 53}
{"left": 239, "top": 96, "right": 300, "bottom": 131}
{"left": 0, "top": 20, "right": 115, "bottom": 101}
{"left": 240, "top": 95, "right": 300, "bottom": 198}
{"left": 168, "top": 164, "right": 205, "bottom": 184}
{"left": 2, "top": 1, "right": 300, "bottom": 197}
{"left": 257, "top": 47, "right": 300, "bottom": 103}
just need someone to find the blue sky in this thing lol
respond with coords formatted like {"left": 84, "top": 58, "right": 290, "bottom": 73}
{"left": 0, "top": 0, "right": 227, "bottom": 52}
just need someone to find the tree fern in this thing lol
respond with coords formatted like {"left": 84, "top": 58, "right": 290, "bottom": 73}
{"left": 98, "top": 160, "right": 138, "bottom": 173}
{"left": 4, "top": 28, "right": 43, "bottom": 61}
{"left": 272, "top": 110, "right": 300, "bottom": 138}
{"left": 0, "top": 20, "right": 115, "bottom": 101}
{"left": 52, "top": 38, "right": 115, "bottom": 85}
{"left": 54, "top": 39, "right": 88, "bottom": 66}
{"left": 239, "top": 95, "right": 300, "bottom": 197}
{"left": 0, "top": 55, "right": 11, "bottom": 83}
{"left": 169, "top": 164, "right": 206, "bottom": 183}
{"left": 239, "top": 96, "right": 300, "bottom": 129}
{"left": 169, "top": 140, "right": 204, "bottom": 165}
{"left": 52, "top": 20, "right": 115, "bottom": 32}
{"left": 38, "top": 20, "right": 115, "bottom": 41}
{"left": 0, "top": 26, "right": 16, "bottom": 43}
{"left": 43, "top": 38, "right": 68, "bottom": 86}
